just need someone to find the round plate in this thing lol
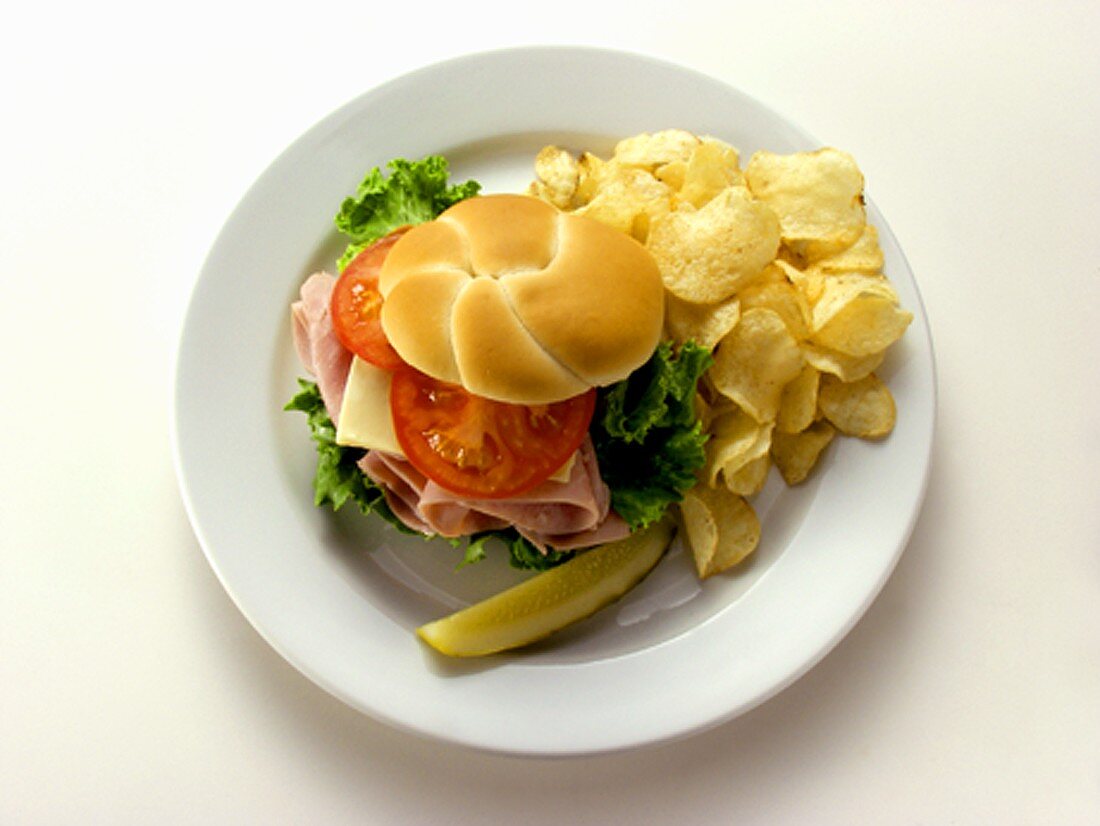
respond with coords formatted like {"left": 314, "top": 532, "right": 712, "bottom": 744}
{"left": 172, "top": 46, "right": 936, "bottom": 756}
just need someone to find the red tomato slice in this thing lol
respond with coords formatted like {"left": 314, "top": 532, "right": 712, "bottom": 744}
{"left": 330, "top": 228, "right": 409, "bottom": 370}
{"left": 389, "top": 368, "right": 597, "bottom": 499}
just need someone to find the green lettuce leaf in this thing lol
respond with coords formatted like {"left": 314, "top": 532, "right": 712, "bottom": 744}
{"left": 502, "top": 531, "right": 574, "bottom": 571}
{"left": 284, "top": 380, "right": 418, "bottom": 533}
{"left": 592, "top": 341, "right": 712, "bottom": 530}
{"left": 334, "top": 156, "right": 480, "bottom": 270}
{"left": 456, "top": 530, "right": 574, "bottom": 571}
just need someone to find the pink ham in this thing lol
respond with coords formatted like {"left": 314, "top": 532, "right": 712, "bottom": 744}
{"left": 359, "top": 437, "right": 630, "bottom": 553}
{"left": 359, "top": 451, "right": 509, "bottom": 537}
{"left": 527, "top": 511, "right": 631, "bottom": 552}
{"left": 291, "top": 274, "right": 629, "bottom": 555}
{"left": 291, "top": 272, "right": 352, "bottom": 423}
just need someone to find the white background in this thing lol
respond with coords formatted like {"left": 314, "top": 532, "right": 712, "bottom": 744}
{"left": 2, "top": 1, "right": 1098, "bottom": 823}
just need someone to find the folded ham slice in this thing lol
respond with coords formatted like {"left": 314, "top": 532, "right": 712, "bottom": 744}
{"left": 291, "top": 271, "right": 630, "bottom": 554}
{"left": 359, "top": 449, "right": 509, "bottom": 537}
{"left": 360, "top": 437, "right": 630, "bottom": 552}
{"left": 291, "top": 273, "right": 351, "bottom": 423}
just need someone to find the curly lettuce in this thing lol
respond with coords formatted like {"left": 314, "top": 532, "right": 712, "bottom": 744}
{"left": 334, "top": 156, "right": 480, "bottom": 271}
{"left": 592, "top": 341, "right": 712, "bottom": 530}
{"left": 284, "top": 380, "right": 415, "bottom": 532}
{"left": 461, "top": 529, "right": 574, "bottom": 571}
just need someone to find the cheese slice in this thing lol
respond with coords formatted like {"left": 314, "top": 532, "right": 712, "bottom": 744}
{"left": 335, "top": 357, "right": 402, "bottom": 454}
{"left": 335, "top": 355, "right": 578, "bottom": 484}
{"left": 548, "top": 453, "right": 575, "bottom": 483}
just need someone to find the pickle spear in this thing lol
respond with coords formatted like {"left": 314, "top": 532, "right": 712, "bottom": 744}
{"left": 417, "top": 519, "right": 675, "bottom": 657}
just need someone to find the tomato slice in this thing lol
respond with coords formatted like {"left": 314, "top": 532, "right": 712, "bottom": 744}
{"left": 390, "top": 368, "right": 597, "bottom": 499}
{"left": 330, "top": 228, "right": 409, "bottom": 370}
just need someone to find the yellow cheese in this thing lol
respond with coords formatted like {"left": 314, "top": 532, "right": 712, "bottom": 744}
{"left": 548, "top": 453, "right": 576, "bottom": 483}
{"left": 335, "top": 357, "right": 402, "bottom": 454}
{"left": 336, "top": 356, "right": 579, "bottom": 484}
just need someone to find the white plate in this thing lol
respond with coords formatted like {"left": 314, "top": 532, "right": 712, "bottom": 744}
{"left": 172, "top": 46, "right": 936, "bottom": 756}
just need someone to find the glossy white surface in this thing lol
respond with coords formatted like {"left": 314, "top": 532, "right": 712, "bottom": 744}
{"left": 3, "top": 0, "right": 1097, "bottom": 820}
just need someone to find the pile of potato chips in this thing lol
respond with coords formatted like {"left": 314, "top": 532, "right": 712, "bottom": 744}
{"left": 529, "top": 130, "right": 912, "bottom": 579}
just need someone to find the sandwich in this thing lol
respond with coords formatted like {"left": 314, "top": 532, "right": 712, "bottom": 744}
{"left": 289, "top": 156, "right": 710, "bottom": 569}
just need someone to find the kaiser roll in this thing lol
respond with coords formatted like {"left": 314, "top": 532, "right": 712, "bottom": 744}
{"left": 378, "top": 194, "right": 665, "bottom": 404}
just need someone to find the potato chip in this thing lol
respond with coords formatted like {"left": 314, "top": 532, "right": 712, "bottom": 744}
{"left": 679, "top": 486, "right": 761, "bottom": 578}
{"left": 648, "top": 187, "right": 780, "bottom": 303}
{"left": 700, "top": 135, "right": 741, "bottom": 166}
{"left": 679, "top": 490, "right": 718, "bottom": 577}
{"left": 745, "top": 148, "right": 866, "bottom": 260}
{"left": 775, "top": 243, "right": 808, "bottom": 271}
{"left": 531, "top": 145, "right": 579, "bottom": 210}
{"left": 774, "top": 258, "right": 825, "bottom": 304}
{"left": 771, "top": 420, "right": 836, "bottom": 485}
{"left": 573, "top": 152, "right": 609, "bottom": 206}
{"left": 710, "top": 308, "right": 804, "bottom": 423}
{"left": 723, "top": 454, "right": 771, "bottom": 497}
{"left": 776, "top": 363, "right": 820, "bottom": 433}
{"left": 703, "top": 407, "right": 773, "bottom": 486}
{"left": 665, "top": 293, "right": 741, "bottom": 350}
{"left": 679, "top": 137, "right": 743, "bottom": 208}
{"left": 526, "top": 132, "right": 912, "bottom": 585}
{"left": 738, "top": 266, "right": 812, "bottom": 340}
{"left": 817, "top": 373, "right": 896, "bottom": 439}
{"left": 749, "top": 258, "right": 787, "bottom": 286}
{"left": 801, "top": 343, "right": 885, "bottom": 383}
{"left": 811, "top": 273, "right": 913, "bottom": 356}
{"left": 698, "top": 398, "right": 740, "bottom": 435}
{"left": 613, "top": 129, "right": 700, "bottom": 170}
{"left": 813, "top": 224, "right": 884, "bottom": 273}
{"left": 655, "top": 159, "right": 687, "bottom": 191}
{"left": 575, "top": 165, "right": 672, "bottom": 242}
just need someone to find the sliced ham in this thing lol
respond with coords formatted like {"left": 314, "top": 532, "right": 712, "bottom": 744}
{"left": 359, "top": 437, "right": 630, "bottom": 553}
{"left": 291, "top": 272, "right": 629, "bottom": 555}
{"left": 428, "top": 441, "right": 606, "bottom": 534}
{"left": 526, "top": 511, "right": 631, "bottom": 552}
{"left": 359, "top": 451, "right": 509, "bottom": 537}
{"left": 291, "top": 272, "right": 352, "bottom": 423}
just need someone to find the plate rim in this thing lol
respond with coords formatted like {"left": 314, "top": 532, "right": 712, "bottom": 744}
{"left": 171, "top": 45, "right": 937, "bottom": 756}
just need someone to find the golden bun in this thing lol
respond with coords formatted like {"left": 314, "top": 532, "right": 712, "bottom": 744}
{"left": 379, "top": 194, "right": 665, "bottom": 404}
